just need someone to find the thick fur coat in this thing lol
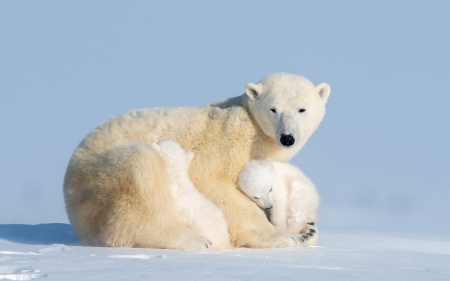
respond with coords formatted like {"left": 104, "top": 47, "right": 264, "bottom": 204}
{"left": 63, "top": 73, "right": 330, "bottom": 249}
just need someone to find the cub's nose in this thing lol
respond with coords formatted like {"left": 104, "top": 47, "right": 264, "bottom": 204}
{"left": 280, "top": 134, "right": 295, "bottom": 147}
{"left": 266, "top": 205, "right": 273, "bottom": 210}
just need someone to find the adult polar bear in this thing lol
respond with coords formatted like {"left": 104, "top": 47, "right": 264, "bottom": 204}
{"left": 63, "top": 73, "right": 331, "bottom": 250}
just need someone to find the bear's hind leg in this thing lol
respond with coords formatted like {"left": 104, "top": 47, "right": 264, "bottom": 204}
{"left": 105, "top": 142, "right": 212, "bottom": 250}
{"left": 65, "top": 142, "right": 212, "bottom": 250}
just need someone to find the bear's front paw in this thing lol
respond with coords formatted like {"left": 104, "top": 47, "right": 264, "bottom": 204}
{"left": 179, "top": 232, "right": 212, "bottom": 251}
{"left": 300, "top": 222, "right": 318, "bottom": 246}
{"left": 290, "top": 234, "right": 306, "bottom": 244}
{"left": 274, "top": 233, "right": 312, "bottom": 247}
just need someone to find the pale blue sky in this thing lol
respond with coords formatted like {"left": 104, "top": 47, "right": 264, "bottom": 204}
{"left": 1, "top": 1, "right": 449, "bottom": 235}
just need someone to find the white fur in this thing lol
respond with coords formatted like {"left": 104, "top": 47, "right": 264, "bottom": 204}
{"left": 239, "top": 160, "right": 319, "bottom": 239}
{"left": 64, "top": 73, "right": 330, "bottom": 249}
{"left": 153, "top": 140, "right": 232, "bottom": 251}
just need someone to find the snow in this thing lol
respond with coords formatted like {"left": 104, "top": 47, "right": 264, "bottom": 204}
{"left": 1, "top": 224, "right": 449, "bottom": 280}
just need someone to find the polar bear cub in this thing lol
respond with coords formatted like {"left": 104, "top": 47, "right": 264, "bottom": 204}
{"left": 151, "top": 140, "right": 232, "bottom": 251}
{"left": 238, "top": 160, "right": 319, "bottom": 243}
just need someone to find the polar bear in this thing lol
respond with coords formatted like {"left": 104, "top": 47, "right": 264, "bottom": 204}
{"left": 151, "top": 140, "right": 231, "bottom": 250}
{"left": 238, "top": 160, "right": 319, "bottom": 246}
{"left": 63, "top": 73, "right": 330, "bottom": 249}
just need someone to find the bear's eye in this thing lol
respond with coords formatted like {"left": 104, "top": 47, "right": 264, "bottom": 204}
{"left": 269, "top": 188, "right": 272, "bottom": 192}
{"left": 270, "top": 108, "right": 277, "bottom": 113}
{"left": 253, "top": 196, "right": 259, "bottom": 199}
{"left": 298, "top": 108, "right": 306, "bottom": 113}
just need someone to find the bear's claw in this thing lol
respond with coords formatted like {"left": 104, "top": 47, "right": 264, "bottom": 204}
{"left": 297, "top": 222, "right": 319, "bottom": 246}
{"left": 292, "top": 235, "right": 305, "bottom": 243}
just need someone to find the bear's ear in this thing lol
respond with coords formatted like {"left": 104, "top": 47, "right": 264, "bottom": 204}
{"left": 150, "top": 142, "right": 161, "bottom": 153}
{"left": 316, "top": 82, "right": 331, "bottom": 104}
{"left": 245, "top": 83, "right": 263, "bottom": 100}
{"left": 186, "top": 151, "right": 194, "bottom": 162}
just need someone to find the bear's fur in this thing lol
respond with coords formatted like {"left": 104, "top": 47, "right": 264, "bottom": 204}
{"left": 63, "top": 73, "right": 330, "bottom": 249}
{"left": 238, "top": 159, "right": 320, "bottom": 246}
{"left": 151, "top": 140, "right": 232, "bottom": 251}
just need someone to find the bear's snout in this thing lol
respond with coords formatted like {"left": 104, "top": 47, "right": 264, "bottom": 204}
{"left": 280, "top": 134, "right": 295, "bottom": 147}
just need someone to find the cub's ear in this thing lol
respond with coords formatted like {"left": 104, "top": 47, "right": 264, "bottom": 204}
{"left": 150, "top": 142, "right": 161, "bottom": 153}
{"left": 186, "top": 151, "right": 194, "bottom": 162}
{"left": 316, "top": 82, "right": 331, "bottom": 104}
{"left": 245, "top": 83, "right": 263, "bottom": 100}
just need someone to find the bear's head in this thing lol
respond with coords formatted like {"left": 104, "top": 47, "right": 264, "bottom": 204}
{"left": 245, "top": 73, "right": 330, "bottom": 151}
{"left": 151, "top": 140, "right": 194, "bottom": 175}
{"left": 238, "top": 160, "right": 275, "bottom": 210}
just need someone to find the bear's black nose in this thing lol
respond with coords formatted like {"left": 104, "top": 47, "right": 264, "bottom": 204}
{"left": 280, "top": 134, "right": 295, "bottom": 147}
{"left": 266, "top": 205, "right": 273, "bottom": 210}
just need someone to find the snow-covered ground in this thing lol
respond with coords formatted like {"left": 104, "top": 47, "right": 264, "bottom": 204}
{"left": 0, "top": 224, "right": 449, "bottom": 280}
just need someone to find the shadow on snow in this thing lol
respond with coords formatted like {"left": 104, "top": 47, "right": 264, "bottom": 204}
{"left": 0, "top": 223, "right": 79, "bottom": 246}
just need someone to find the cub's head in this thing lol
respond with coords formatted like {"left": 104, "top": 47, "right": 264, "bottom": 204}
{"left": 238, "top": 160, "right": 275, "bottom": 210}
{"left": 245, "top": 73, "right": 330, "bottom": 151}
{"left": 151, "top": 140, "right": 194, "bottom": 173}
